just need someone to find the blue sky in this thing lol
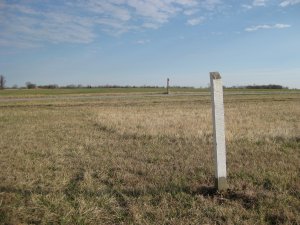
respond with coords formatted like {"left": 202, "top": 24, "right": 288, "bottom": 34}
{"left": 0, "top": 0, "right": 299, "bottom": 88}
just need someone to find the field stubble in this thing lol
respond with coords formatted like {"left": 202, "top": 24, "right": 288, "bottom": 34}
{"left": 0, "top": 93, "right": 299, "bottom": 224}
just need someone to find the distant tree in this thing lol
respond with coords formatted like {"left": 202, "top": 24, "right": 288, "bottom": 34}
{"left": 26, "top": 82, "right": 36, "bottom": 89}
{"left": 245, "top": 84, "right": 284, "bottom": 89}
{"left": 38, "top": 84, "right": 58, "bottom": 89}
{"left": 66, "top": 84, "right": 76, "bottom": 89}
{"left": 0, "top": 75, "right": 5, "bottom": 89}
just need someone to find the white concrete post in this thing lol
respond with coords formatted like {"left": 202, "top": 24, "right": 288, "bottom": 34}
{"left": 167, "top": 78, "right": 170, "bottom": 94}
{"left": 210, "top": 72, "right": 227, "bottom": 191}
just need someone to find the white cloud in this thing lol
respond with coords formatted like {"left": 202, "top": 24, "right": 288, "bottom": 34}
{"left": 142, "top": 23, "right": 160, "bottom": 29}
{"left": 0, "top": 2, "right": 97, "bottom": 47}
{"left": 0, "top": 0, "right": 266, "bottom": 49}
{"left": 1, "top": 0, "right": 222, "bottom": 48}
{"left": 246, "top": 0, "right": 300, "bottom": 9}
{"left": 136, "top": 39, "right": 151, "bottom": 44}
{"left": 274, "top": 24, "right": 292, "bottom": 28}
{"left": 187, "top": 17, "right": 205, "bottom": 26}
{"left": 245, "top": 23, "right": 291, "bottom": 32}
{"left": 242, "top": 0, "right": 267, "bottom": 10}
{"left": 279, "top": 0, "right": 300, "bottom": 7}
{"left": 126, "top": 0, "right": 177, "bottom": 23}
{"left": 200, "top": 0, "right": 222, "bottom": 10}
{"left": 242, "top": 4, "right": 253, "bottom": 9}
{"left": 0, "top": 11, "right": 96, "bottom": 45}
{"left": 252, "top": 0, "right": 268, "bottom": 6}
{"left": 184, "top": 8, "right": 199, "bottom": 16}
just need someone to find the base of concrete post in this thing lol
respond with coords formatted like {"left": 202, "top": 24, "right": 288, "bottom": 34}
{"left": 215, "top": 177, "right": 228, "bottom": 191}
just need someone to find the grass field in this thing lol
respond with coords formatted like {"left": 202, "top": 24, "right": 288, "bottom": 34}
{"left": 0, "top": 87, "right": 296, "bottom": 98}
{"left": 0, "top": 90, "right": 299, "bottom": 224}
{"left": 0, "top": 87, "right": 202, "bottom": 98}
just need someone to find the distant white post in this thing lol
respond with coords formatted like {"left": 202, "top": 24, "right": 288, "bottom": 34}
{"left": 210, "top": 72, "right": 227, "bottom": 191}
{"left": 167, "top": 78, "right": 170, "bottom": 94}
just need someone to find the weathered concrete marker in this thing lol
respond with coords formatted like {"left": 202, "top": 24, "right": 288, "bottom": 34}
{"left": 210, "top": 72, "right": 227, "bottom": 191}
{"left": 167, "top": 78, "right": 170, "bottom": 94}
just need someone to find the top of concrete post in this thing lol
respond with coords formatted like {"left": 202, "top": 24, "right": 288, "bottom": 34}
{"left": 210, "top": 72, "right": 221, "bottom": 80}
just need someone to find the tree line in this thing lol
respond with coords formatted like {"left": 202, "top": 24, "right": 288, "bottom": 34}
{"left": 0, "top": 75, "right": 5, "bottom": 89}
{"left": 0, "top": 75, "right": 290, "bottom": 90}
{"left": 24, "top": 83, "right": 168, "bottom": 89}
{"left": 226, "top": 84, "right": 287, "bottom": 89}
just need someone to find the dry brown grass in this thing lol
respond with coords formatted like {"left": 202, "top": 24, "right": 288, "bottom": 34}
{"left": 0, "top": 93, "right": 299, "bottom": 224}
